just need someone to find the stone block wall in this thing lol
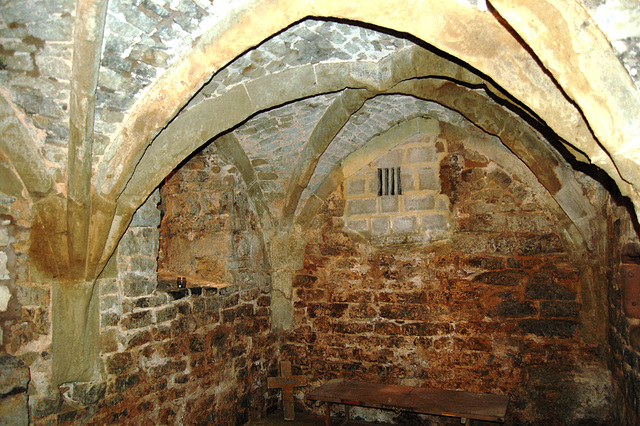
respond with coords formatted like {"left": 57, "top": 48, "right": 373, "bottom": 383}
{"left": 343, "top": 136, "right": 451, "bottom": 245}
{"left": 285, "top": 137, "right": 612, "bottom": 424}
{"left": 85, "top": 281, "right": 275, "bottom": 425}
{"left": 0, "top": 353, "right": 30, "bottom": 425}
{"left": 0, "top": 212, "right": 56, "bottom": 421}
{"left": 27, "top": 150, "right": 276, "bottom": 424}
{"left": 0, "top": 217, "right": 13, "bottom": 347}
{"left": 158, "top": 144, "right": 263, "bottom": 285}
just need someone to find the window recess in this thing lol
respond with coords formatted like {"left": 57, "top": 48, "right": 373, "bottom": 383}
{"left": 378, "top": 167, "right": 402, "bottom": 196}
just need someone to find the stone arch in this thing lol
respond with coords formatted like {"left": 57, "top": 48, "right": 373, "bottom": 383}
{"left": 82, "top": 1, "right": 638, "bottom": 279}
{"left": 103, "top": 73, "right": 600, "bottom": 281}
{"left": 296, "top": 113, "right": 591, "bottom": 256}
{"left": 92, "top": 46, "right": 494, "bottom": 271}
{"left": 94, "top": 0, "right": 637, "bottom": 214}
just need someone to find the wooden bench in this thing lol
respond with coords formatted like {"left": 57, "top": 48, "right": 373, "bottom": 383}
{"left": 307, "top": 379, "right": 510, "bottom": 425}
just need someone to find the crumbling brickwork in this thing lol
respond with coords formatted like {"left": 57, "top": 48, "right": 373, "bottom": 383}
{"left": 86, "top": 282, "right": 275, "bottom": 425}
{"left": 31, "top": 151, "right": 277, "bottom": 424}
{"left": 285, "top": 136, "right": 612, "bottom": 424}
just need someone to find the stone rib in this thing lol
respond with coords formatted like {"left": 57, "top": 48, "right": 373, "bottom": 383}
{"left": 280, "top": 88, "right": 372, "bottom": 231}
{"left": 67, "top": 0, "right": 109, "bottom": 279}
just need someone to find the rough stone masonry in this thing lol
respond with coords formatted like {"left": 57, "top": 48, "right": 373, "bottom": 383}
{"left": 0, "top": 1, "right": 640, "bottom": 425}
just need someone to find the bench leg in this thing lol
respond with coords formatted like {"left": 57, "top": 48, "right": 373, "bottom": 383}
{"left": 325, "top": 402, "right": 330, "bottom": 426}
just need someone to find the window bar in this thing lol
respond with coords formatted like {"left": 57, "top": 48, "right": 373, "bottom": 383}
{"left": 377, "top": 168, "right": 383, "bottom": 196}
{"left": 397, "top": 167, "right": 402, "bottom": 195}
{"left": 384, "top": 168, "right": 389, "bottom": 195}
{"left": 390, "top": 167, "right": 395, "bottom": 195}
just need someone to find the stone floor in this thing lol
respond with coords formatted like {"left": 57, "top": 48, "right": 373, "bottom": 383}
{"left": 248, "top": 409, "right": 383, "bottom": 425}
{"left": 249, "top": 409, "right": 492, "bottom": 425}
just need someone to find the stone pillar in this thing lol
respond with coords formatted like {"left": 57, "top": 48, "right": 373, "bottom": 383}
{"left": 268, "top": 231, "right": 306, "bottom": 330}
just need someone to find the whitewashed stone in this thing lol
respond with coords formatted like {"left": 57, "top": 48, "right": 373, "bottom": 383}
{"left": 0, "top": 286, "right": 11, "bottom": 312}
{"left": 0, "top": 228, "right": 8, "bottom": 246}
{"left": 0, "top": 252, "right": 9, "bottom": 280}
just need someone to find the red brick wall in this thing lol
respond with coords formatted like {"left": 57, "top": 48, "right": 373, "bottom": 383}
{"left": 285, "top": 143, "right": 611, "bottom": 424}
{"left": 73, "top": 149, "right": 279, "bottom": 425}
{"left": 606, "top": 205, "right": 640, "bottom": 425}
{"left": 87, "top": 285, "right": 276, "bottom": 425}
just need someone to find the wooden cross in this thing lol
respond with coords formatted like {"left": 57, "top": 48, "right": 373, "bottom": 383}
{"left": 267, "top": 360, "right": 308, "bottom": 420}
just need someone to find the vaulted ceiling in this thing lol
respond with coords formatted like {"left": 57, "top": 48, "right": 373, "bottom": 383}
{"left": 0, "top": 0, "right": 639, "bottom": 282}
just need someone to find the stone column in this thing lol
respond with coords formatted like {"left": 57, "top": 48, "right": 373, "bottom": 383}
{"left": 267, "top": 231, "right": 306, "bottom": 330}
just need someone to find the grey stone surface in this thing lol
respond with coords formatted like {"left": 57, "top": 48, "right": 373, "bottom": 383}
{"left": 392, "top": 215, "right": 418, "bottom": 233}
{"left": 129, "top": 189, "right": 161, "bottom": 227}
{"left": 371, "top": 217, "right": 390, "bottom": 236}
{"left": 381, "top": 196, "right": 399, "bottom": 213}
{"left": 406, "top": 145, "right": 438, "bottom": 163}
{"left": 346, "top": 179, "right": 366, "bottom": 196}
{"left": 347, "top": 198, "right": 377, "bottom": 216}
{"left": 0, "top": 285, "right": 10, "bottom": 312}
{"left": 118, "top": 228, "right": 159, "bottom": 258}
{"left": 0, "top": 393, "right": 28, "bottom": 426}
{"left": 0, "top": 252, "right": 8, "bottom": 280}
{"left": 418, "top": 167, "right": 439, "bottom": 191}
{"left": 586, "top": 0, "right": 640, "bottom": 89}
{"left": 0, "top": 353, "right": 29, "bottom": 396}
{"left": 421, "top": 213, "right": 450, "bottom": 232}
{"left": 17, "top": 284, "right": 51, "bottom": 306}
{"left": 404, "top": 194, "right": 436, "bottom": 211}
{"left": 400, "top": 172, "right": 416, "bottom": 192}
{"left": 345, "top": 219, "right": 368, "bottom": 233}
{"left": 64, "top": 381, "right": 106, "bottom": 406}
{"left": 374, "top": 149, "right": 404, "bottom": 167}
{"left": 199, "top": 20, "right": 411, "bottom": 100}
{"left": 305, "top": 97, "right": 462, "bottom": 201}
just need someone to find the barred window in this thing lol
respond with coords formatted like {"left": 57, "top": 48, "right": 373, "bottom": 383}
{"left": 377, "top": 167, "right": 402, "bottom": 196}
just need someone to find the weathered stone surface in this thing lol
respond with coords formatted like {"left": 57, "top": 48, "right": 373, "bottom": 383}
{"left": 346, "top": 198, "right": 377, "bottom": 216}
{"left": 391, "top": 215, "right": 418, "bottom": 233}
{"left": 284, "top": 134, "right": 608, "bottom": 424}
{"left": 0, "top": 251, "right": 9, "bottom": 280}
{"left": 490, "top": 293, "right": 537, "bottom": 318}
{"left": 0, "top": 393, "right": 29, "bottom": 426}
{"left": 404, "top": 194, "right": 435, "bottom": 211}
{"left": 0, "top": 285, "right": 9, "bottom": 311}
{"left": 1, "top": 3, "right": 637, "bottom": 425}
{"left": 525, "top": 272, "right": 576, "bottom": 300}
{"left": 121, "top": 273, "right": 155, "bottom": 298}
{"left": 476, "top": 270, "right": 526, "bottom": 287}
{"left": 517, "top": 319, "right": 578, "bottom": 339}
{"left": 0, "top": 353, "right": 29, "bottom": 395}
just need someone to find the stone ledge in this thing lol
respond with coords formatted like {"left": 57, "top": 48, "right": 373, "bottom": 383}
{"left": 156, "top": 271, "right": 233, "bottom": 300}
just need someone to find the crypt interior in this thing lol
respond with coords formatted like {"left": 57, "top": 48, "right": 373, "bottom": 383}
{"left": 1, "top": 0, "right": 640, "bottom": 424}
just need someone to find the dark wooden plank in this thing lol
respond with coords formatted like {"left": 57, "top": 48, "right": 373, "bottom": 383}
{"left": 403, "top": 387, "right": 509, "bottom": 422}
{"left": 309, "top": 379, "right": 413, "bottom": 409}
{"left": 307, "top": 380, "right": 509, "bottom": 423}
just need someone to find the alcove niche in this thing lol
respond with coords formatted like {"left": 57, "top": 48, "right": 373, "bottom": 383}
{"left": 154, "top": 116, "right": 613, "bottom": 424}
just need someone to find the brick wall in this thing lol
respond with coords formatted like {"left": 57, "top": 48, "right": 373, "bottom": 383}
{"left": 157, "top": 144, "right": 263, "bottom": 284}
{"left": 285, "top": 136, "right": 612, "bottom": 424}
{"left": 606, "top": 204, "right": 640, "bottom": 425}
{"left": 43, "top": 150, "right": 278, "bottom": 425}
{"left": 0, "top": 211, "right": 57, "bottom": 419}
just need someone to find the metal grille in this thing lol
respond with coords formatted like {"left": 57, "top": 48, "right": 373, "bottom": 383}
{"left": 378, "top": 167, "right": 402, "bottom": 196}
